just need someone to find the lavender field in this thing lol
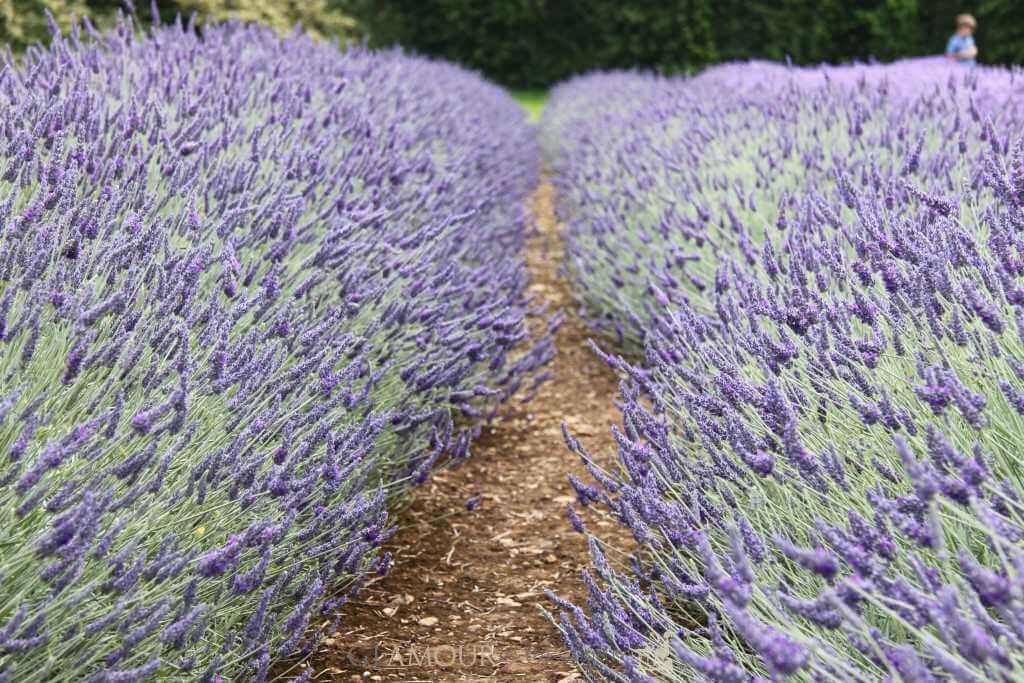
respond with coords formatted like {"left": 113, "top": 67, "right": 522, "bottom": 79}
{"left": 5, "top": 7, "right": 1024, "bottom": 683}
{"left": 544, "top": 59, "right": 1024, "bottom": 680}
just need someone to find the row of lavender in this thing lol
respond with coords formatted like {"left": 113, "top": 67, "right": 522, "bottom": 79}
{"left": 0, "top": 17, "right": 545, "bottom": 682}
{"left": 544, "top": 60, "right": 1024, "bottom": 680}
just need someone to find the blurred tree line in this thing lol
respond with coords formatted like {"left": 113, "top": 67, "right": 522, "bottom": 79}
{"left": 349, "top": 0, "right": 1023, "bottom": 88}
{"left": 0, "top": 0, "right": 356, "bottom": 53}
{"left": 1, "top": 1, "right": 1021, "bottom": 87}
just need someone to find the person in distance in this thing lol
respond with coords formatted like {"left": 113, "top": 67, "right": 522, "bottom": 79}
{"left": 945, "top": 13, "right": 978, "bottom": 66}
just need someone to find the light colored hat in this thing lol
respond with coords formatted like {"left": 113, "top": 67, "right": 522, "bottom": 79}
{"left": 956, "top": 13, "right": 977, "bottom": 29}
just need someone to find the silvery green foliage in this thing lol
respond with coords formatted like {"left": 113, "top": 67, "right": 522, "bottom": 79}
{"left": 0, "top": 15, "right": 546, "bottom": 682}
{"left": 545, "top": 59, "right": 1024, "bottom": 681}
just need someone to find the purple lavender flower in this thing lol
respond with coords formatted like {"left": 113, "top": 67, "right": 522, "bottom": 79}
{"left": 545, "top": 58, "right": 1024, "bottom": 682}
{"left": 0, "top": 13, "right": 545, "bottom": 681}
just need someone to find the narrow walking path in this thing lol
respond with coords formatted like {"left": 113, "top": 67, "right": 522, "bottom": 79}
{"left": 302, "top": 183, "right": 624, "bottom": 681}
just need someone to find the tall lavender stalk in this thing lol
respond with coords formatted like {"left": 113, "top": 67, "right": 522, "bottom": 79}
{"left": 0, "top": 15, "right": 545, "bottom": 682}
{"left": 545, "top": 59, "right": 1024, "bottom": 681}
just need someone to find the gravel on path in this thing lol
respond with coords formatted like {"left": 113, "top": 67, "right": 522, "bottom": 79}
{"left": 297, "top": 182, "right": 626, "bottom": 682}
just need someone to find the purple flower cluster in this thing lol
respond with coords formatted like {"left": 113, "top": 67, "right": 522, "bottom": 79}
{"left": 542, "top": 57, "right": 1024, "bottom": 348}
{"left": 545, "top": 59, "right": 1024, "bottom": 680}
{"left": 0, "top": 15, "right": 545, "bottom": 682}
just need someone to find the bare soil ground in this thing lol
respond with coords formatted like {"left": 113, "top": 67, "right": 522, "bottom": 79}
{"left": 294, "top": 183, "right": 625, "bottom": 682}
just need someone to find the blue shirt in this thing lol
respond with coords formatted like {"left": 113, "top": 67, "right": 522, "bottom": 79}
{"left": 946, "top": 34, "right": 976, "bottom": 65}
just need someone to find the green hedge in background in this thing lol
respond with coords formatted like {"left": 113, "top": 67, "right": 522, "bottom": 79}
{"left": 352, "top": 0, "right": 1024, "bottom": 88}
{"left": 350, "top": 0, "right": 714, "bottom": 88}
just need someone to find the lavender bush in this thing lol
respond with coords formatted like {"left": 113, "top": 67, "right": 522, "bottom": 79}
{"left": 544, "top": 60, "right": 1024, "bottom": 680}
{"left": 0, "top": 16, "right": 545, "bottom": 682}
{"left": 541, "top": 58, "right": 1024, "bottom": 349}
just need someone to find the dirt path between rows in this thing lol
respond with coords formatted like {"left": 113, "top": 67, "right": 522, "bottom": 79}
{"left": 296, "top": 183, "right": 624, "bottom": 682}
